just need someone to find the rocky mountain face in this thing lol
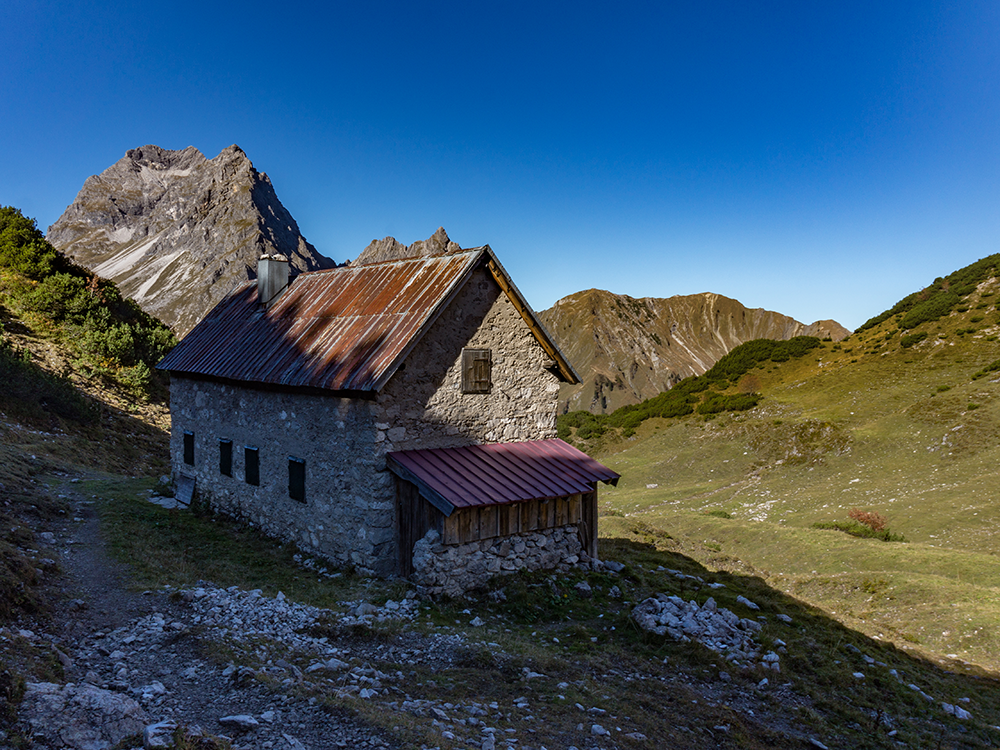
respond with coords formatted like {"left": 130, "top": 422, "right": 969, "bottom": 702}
{"left": 539, "top": 289, "right": 849, "bottom": 414}
{"left": 47, "top": 145, "right": 338, "bottom": 336}
{"left": 352, "top": 226, "right": 464, "bottom": 265}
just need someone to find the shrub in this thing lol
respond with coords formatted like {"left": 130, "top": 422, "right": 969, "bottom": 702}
{"left": 0, "top": 207, "right": 66, "bottom": 280}
{"left": 21, "top": 273, "right": 95, "bottom": 323}
{"left": 848, "top": 508, "right": 887, "bottom": 532}
{"left": 971, "top": 358, "right": 1000, "bottom": 380}
{"left": 900, "top": 331, "right": 928, "bottom": 348}
{"left": 703, "top": 509, "right": 732, "bottom": 519}
{"left": 813, "top": 519, "right": 905, "bottom": 542}
{"left": 858, "top": 253, "right": 1000, "bottom": 331}
{"left": 696, "top": 393, "right": 761, "bottom": 415}
{"left": 0, "top": 207, "right": 178, "bottom": 399}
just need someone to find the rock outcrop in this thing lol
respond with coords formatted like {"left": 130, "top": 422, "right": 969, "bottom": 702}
{"left": 538, "top": 289, "right": 850, "bottom": 413}
{"left": 352, "top": 226, "right": 464, "bottom": 266}
{"left": 47, "top": 145, "right": 338, "bottom": 336}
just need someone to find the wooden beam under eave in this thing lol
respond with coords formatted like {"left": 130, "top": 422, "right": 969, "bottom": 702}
{"left": 486, "top": 258, "right": 578, "bottom": 383}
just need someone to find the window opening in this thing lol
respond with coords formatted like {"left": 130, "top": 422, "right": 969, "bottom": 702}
{"left": 219, "top": 439, "right": 232, "bottom": 477}
{"left": 183, "top": 431, "right": 195, "bottom": 466}
{"left": 288, "top": 456, "right": 306, "bottom": 502}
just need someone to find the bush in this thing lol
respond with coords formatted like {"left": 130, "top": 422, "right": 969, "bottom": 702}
{"left": 972, "top": 359, "right": 1000, "bottom": 380}
{"left": 813, "top": 520, "right": 905, "bottom": 542}
{"left": 899, "top": 291, "right": 960, "bottom": 330}
{"left": 0, "top": 207, "right": 66, "bottom": 280}
{"left": 858, "top": 253, "right": 1000, "bottom": 331}
{"left": 696, "top": 393, "right": 761, "bottom": 415}
{"left": 848, "top": 508, "right": 887, "bottom": 532}
{"left": 900, "top": 331, "right": 928, "bottom": 348}
{"left": 1, "top": 207, "right": 178, "bottom": 398}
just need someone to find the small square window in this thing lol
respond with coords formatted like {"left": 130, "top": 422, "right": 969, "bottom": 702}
{"left": 245, "top": 446, "right": 260, "bottom": 486}
{"left": 461, "top": 348, "right": 492, "bottom": 393}
{"left": 183, "top": 431, "right": 195, "bottom": 466}
{"left": 219, "top": 439, "right": 232, "bottom": 477}
{"left": 288, "top": 456, "right": 306, "bottom": 502}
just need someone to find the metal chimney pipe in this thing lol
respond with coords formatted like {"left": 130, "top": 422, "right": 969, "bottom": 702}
{"left": 257, "top": 254, "right": 289, "bottom": 309}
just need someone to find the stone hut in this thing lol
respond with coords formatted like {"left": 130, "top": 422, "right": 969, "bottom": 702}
{"left": 156, "top": 236, "right": 619, "bottom": 591}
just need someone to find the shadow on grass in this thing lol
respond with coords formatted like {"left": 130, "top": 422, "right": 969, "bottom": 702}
{"left": 590, "top": 536, "right": 1000, "bottom": 749}
{"left": 88, "top": 481, "right": 1000, "bottom": 750}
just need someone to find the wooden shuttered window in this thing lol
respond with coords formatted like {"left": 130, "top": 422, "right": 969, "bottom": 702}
{"left": 288, "top": 457, "right": 306, "bottom": 502}
{"left": 219, "top": 439, "right": 232, "bottom": 476}
{"left": 461, "top": 348, "right": 492, "bottom": 393}
{"left": 245, "top": 446, "right": 260, "bottom": 486}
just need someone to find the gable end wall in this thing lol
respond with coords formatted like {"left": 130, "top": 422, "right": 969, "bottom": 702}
{"left": 375, "top": 267, "right": 561, "bottom": 451}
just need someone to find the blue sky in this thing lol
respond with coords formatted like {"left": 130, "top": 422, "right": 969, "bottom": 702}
{"left": 3, "top": 1, "right": 998, "bottom": 331}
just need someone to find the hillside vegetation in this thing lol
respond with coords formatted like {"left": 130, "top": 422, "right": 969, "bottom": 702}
{"left": 0, "top": 206, "right": 176, "bottom": 417}
{"left": 589, "top": 253, "right": 1000, "bottom": 682}
{"left": 559, "top": 335, "right": 823, "bottom": 441}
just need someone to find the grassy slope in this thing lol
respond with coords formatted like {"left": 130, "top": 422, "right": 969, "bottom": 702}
{"left": 594, "top": 276, "right": 1000, "bottom": 672}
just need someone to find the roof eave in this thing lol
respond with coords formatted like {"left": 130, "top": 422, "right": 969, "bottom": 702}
{"left": 481, "top": 247, "right": 580, "bottom": 384}
{"left": 386, "top": 454, "right": 456, "bottom": 517}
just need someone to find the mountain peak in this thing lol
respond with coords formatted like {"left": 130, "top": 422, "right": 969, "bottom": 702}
{"left": 352, "top": 226, "right": 464, "bottom": 266}
{"left": 47, "top": 145, "right": 337, "bottom": 335}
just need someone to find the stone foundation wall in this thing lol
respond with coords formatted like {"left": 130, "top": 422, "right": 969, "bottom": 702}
{"left": 411, "top": 525, "right": 584, "bottom": 597}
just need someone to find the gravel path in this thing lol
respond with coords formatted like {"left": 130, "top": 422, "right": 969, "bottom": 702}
{"left": 27, "top": 477, "right": 400, "bottom": 750}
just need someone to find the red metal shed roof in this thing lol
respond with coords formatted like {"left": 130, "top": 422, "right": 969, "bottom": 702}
{"left": 386, "top": 439, "right": 620, "bottom": 516}
{"left": 156, "top": 246, "right": 578, "bottom": 391}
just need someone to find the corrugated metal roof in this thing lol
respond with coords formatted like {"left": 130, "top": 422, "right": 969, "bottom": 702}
{"left": 386, "top": 439, "right": 620, "bottom": 515}
{"left": 157, "top": 246, "right": 578, "bottom": 391}
{"left": 157, "top": 250, "right": 485, "bottom": 391}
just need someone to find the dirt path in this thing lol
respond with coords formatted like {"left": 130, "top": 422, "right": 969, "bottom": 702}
{"left": 36, "top": 477, "right": 399, "bottom": 750}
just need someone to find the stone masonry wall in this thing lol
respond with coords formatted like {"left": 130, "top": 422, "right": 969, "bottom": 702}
{"left": 411, "top": 525, "right": 584, "bottom": 597}
{"left": 374, "top": 267, "right": 561, "bottom": 451}
{"left": 168, "top": 265, "right": 565, "bottom": 577}
{"left": 168, "top": 376, "right": 396, "bottom": 576}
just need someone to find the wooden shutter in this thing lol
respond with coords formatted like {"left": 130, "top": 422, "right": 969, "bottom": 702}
{"left": 462, "top": 348, "right": 492, "bottom": 393}
{"left": 244, "top": 446, "right": 260, "bottom": 486}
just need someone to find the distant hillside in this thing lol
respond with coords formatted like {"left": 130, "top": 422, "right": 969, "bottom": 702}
{"left": 47, "top": 145, "right": 338, "bottom": 336}
{"left": 588, "top": 251, "right": 1000, "bottom": 678}
{"left": 539, "top": 289, "right": 849, "bottom": 413}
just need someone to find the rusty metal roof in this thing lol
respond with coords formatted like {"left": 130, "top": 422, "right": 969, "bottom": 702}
{"left": 386, "top": 439, "right": 620, "bottom": 516}
{"left": 157, "top": 247, "right": 577, "bottom": 391}
{"left": 157, "top": 246, "right": 577, "bottom": 391}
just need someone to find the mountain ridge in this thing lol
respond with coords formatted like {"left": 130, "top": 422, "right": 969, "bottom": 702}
{"left": 539, "top": 287, "right": 849, "bottom": 414}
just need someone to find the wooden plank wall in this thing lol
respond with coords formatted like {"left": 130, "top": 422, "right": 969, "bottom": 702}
{"left": 395, "top": 477, "right": 444, "bottom": 576}
{"left": 443, "top": 494, "right": 584, "bottom": 545}
{"left": 580, "top": 488, "right": 597, "bottom": 558}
